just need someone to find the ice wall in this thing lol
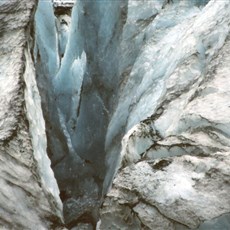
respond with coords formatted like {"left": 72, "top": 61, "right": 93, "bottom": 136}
{"left": 34, "top": 0, "right": 128, "bottom": 227}
{"left": 0, "top": 0, "right": 64, "bottom": 228}
{"left": 24, "top": 47, "right": 63, "bottom": 216}
{"left": 103, "top": 0, "right": 226, "bottom": 192}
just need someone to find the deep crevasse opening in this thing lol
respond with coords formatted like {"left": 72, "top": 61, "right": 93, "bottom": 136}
{"left": 34, "top": 0, "right": 128, "bottom": 228}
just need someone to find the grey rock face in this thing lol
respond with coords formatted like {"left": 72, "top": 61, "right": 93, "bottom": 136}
{"left": 0, "top": 0, "right": 63, "bottom": 229}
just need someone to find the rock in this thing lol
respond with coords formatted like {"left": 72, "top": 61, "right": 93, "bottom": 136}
{"left": 63, "top": 197, "right": 99, "bottom": 228}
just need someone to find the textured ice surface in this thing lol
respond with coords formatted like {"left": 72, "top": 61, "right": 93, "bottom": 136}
{"left": 197, "top": 213, "right": 230, "bottom": 230}
{"left": 0, "top": 0, "right": 63, "bottom": 228}
{"left": 99, "top": 0, "right": 230, "bottom": 229}
{"left": 106, "top": 0, "right": 228, "bottom": 147}
{"left": 35, "top": 0, "right": 128, "bottom": 226}
{"left": 104, "top": 0, "right": 230, "bottom": 191}
{"left": 24, "top": 47, "right": 62, "bottom": 212}
{"left": 100, "top": 153, "right": 230, "bottom": 229}
{"left": 35, "top": 0, "right": 60, "bottom": 75}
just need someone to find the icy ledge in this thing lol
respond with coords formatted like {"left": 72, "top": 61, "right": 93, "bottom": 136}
{"left": 24, "top": 46, "right": 63, "bottom": 218}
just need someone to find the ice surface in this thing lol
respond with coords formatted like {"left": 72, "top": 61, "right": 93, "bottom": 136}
{"left": 34, "top": 0, "right": 129, "bottom": 225}
{"left": 106, "top": 0, "right": 230, "bottom": 149}
{"left": 54, "top": 2, "right": 86, "bottom": 142}
{"left": 197, "top": 213, "right": 230, "bottom": 230}
{"left": 24, "top": 47, "right": 63, "bottom": 213}
{"left": 104, "top": 0, "right": 230, "bottom": 195}
{"left": 35, "top": 0, "right": 60, "bottom": 75}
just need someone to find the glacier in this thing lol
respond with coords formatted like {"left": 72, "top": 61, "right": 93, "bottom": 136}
{"left": 0, "top": 0, "right": 230, "bottom": 229}
{"left": 35, "top": 0, "right": 230, "bottom": 229}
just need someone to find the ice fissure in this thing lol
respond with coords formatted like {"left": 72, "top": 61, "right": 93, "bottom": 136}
{"left": 34, "top": 0, "right": 128, "bottom": 228}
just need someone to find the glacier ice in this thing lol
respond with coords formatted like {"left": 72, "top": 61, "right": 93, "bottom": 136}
{"left": 34, "top": 0, "right": 60, "bottom": 75}
{"left": 24, "top": 47, "right": 63, "bottom": 212}
{"left": 34, "top": 0, "right": 128, "bottom": 226}
{"left": 32, "top": 0, "right": 230, "bottom": 228}
{"left": 104, "top": 0, "right": 230, "bottom": 191}
{"left": 0, "top": 0, "right": 64, "bottom": 228}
